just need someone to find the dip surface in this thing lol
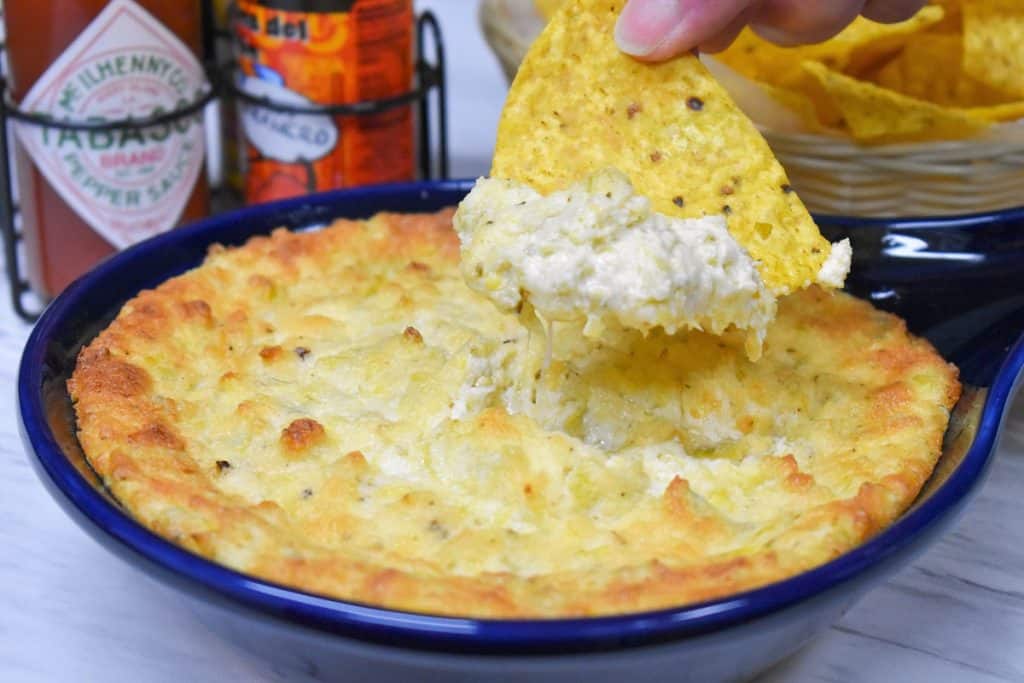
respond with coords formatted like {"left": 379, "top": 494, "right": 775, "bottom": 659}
{"left": 69, "top": 210, "right": 956, "bottom": 617}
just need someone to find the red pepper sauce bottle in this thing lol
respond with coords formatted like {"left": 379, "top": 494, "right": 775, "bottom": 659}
{"left": 5, "top": 0, "right": 210, "bottom": 298}
{"left": 234, "top": 0, "right": 415, "bottom": 204}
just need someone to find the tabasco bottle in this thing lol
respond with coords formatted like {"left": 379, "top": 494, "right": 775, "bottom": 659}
{"left": 5, "top": 0, "right": 210, "bottom": 298}
{"left": 234, "top": 0, "right": 415, "bottom": 204}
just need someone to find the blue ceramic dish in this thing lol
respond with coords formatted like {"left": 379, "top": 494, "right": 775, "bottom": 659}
{"left": 19, "top": 182, "right": 1024, "bottom": 682}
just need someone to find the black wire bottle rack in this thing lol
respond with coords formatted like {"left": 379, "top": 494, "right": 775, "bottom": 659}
{"left": 0, "top": 10, "right": 448, "bottom": 323}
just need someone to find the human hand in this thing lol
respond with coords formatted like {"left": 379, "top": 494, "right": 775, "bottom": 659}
{"left": 615, "top": 0, "right": 928, "bottom": 60}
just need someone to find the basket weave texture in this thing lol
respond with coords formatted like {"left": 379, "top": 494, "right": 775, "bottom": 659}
{"left": 762, "top": 131, "right": 1024, "bottom": 217}
{"left": 479, "top": 0, "right": 1024, "bottom": 218}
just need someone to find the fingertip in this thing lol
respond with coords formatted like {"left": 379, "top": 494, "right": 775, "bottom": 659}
{"left": 629, "top": 21, "right": 702, "bottom": 61}
{"left": 615, "top": 0, "right": 750, "bottom": 62}
{"left": 699, "top": 34, "right": 742, "bottom": 54}
{"left": 698, "top": 8, "right": 757, "bottom": 54}
{"left": 615, "top": 0, "right": 691, "bottom": 58}
{"left": 752, "top": 0, "right": 865, "bottom": 46}
{"left": 749, "top": 21, "right": 806, "bottom": 47}
{"left": 861, "top": 0, "right": 927, "bottom": 24}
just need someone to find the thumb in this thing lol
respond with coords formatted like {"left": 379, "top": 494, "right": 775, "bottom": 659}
{"left": 615, "top": 0, "right": 753, "bottom": 61}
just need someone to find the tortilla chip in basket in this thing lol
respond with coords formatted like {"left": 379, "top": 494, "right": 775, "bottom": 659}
{"left": 802, "top": 61, "right": 989, "bottom": 144}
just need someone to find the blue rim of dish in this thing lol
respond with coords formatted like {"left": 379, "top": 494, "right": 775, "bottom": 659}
{"left": 18, "top": 181, "right": 1024, "bottom": 656}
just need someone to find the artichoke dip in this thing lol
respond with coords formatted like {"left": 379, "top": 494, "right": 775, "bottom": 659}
{"left": 455, "top": 169, "right": 851, "bottom": 357}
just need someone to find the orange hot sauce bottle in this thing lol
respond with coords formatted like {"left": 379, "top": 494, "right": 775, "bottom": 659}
{"left": 5, "top": 0, "right": 210, "bottom": 298}
{"left": 235, "top": 0, "right": 415, "bottom": 204}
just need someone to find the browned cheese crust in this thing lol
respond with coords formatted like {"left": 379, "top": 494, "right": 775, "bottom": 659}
{"left": 69, "top": 209, "right": 960, "bottom": 617}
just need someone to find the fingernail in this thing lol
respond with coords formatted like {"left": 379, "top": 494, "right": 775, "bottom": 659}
{"left": 615, "top": 0, "right": 689, "bottom": 57}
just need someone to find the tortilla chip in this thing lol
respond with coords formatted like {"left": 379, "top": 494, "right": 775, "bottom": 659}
{"left": 786, "top": 64, "right": 848, "bottom": 130}
{"left": 702, "top": 56, "right": 844, "bottom": 134}
{"left": 870, "top": 57, "right": 907, "bottom": 95}
{"left": 718, "top": 7, "right": 946, "bottom": 131}
{"left": 928, "top": 0, "right": 964, "bottom": 33}
{"left": 963, "top": 0, "right": 1024, "bottom": 98}
{"left": 963, "top": 101, "right": 1024, "bottom": 124}
{"left": 492, "top": 0, "right": 832, "bottom": 295}
{"left": 802, "top": 61, "right": 988, "bottom": 143}
{"left": 870, "top": 34, "right": 1010, "bottom": 108}
{"left": 719, "top": 7, "right": 945, "bottom": 88}
{"left": 533, "top": 0, "right": 563, "bottom": 20}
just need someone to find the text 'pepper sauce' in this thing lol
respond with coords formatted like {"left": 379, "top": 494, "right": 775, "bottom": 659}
{"left": 5, "top": 0, "right": 209, "bottom": 298}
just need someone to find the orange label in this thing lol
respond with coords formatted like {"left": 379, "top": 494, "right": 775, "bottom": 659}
{"left": 235, "top": 0, "right": 414, "bottom": 204}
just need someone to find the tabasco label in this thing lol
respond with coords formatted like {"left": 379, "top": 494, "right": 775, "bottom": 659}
{"left": 14, "top": 0, "right": 207, "bottom": 249}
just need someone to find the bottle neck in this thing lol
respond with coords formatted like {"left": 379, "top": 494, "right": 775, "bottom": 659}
{"left": 5, "top": 0, "right": 204, "bottom": 99}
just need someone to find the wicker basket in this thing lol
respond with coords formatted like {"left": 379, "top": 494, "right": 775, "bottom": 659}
{"left": 479, "top": 0, "right": 1024, "bottom": 218}
{"left": 760, "top": 131, "right": 1024, "bottom": 217}
{"left": 479, "top": 0, "right": 544, "bottom": 83}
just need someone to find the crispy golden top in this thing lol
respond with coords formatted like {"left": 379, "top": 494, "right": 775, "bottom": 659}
{"left": 69, "top": 210, "right": 959, "bottom": 617}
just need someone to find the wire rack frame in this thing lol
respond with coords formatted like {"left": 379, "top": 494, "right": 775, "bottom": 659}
{"left": 0, "top": 10, "right": 448, "bottom": 323}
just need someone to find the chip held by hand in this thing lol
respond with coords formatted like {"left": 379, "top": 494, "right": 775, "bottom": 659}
{"left": 491, "top": 0, "right": 844, "bottom": 296}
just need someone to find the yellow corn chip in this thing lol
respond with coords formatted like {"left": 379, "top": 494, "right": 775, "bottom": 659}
{"left": 928, "top": 0, "right": 963, "bottom": 33}
{"left": 719, "top": 7, "right": 945, "bottom": 88}
{"left": 718, "top": 7, "right": 945, "bottom": 130}
{"left": 785, "top": 64, "right": 848, "bottom": 130}
{"left": 870, "top": 34, "right": 1010, "bottom": 108}
{"left": 963, "top": 0, "right": 1024, "bottom": 98}
{"left": 802, "top": 61, "right": 988, "bottom": 143}
{"left": 762, "top": 80, "right": 833, "bottom": 132}
{"left": 963, "top": 101, "right": 1024, "bottom": 123}
{"left": 930, "top": 1, "right": 962, "bottom": 14}
{"left": 492, "top": 0, "right": 832, "bottom": 294}
{"left": 717, "top": 59, "right": 838, "bottom": 132}
{"left": 533, "top": 0, "right": 563, "bottom": 20}
{"left": 870, "top": 57, "right": 908, "bottom": 96}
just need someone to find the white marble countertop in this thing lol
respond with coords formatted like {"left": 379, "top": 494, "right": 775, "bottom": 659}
{"left": 3, "top": 2, "right": 1024, "bottom": 681}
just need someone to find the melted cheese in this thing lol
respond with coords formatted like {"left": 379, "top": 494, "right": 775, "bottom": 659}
{"left": 68, "top": 212, "right": 958, "bottom": 616}
{"left": 455, "top": 170, "right": 779, "bottom": 356}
